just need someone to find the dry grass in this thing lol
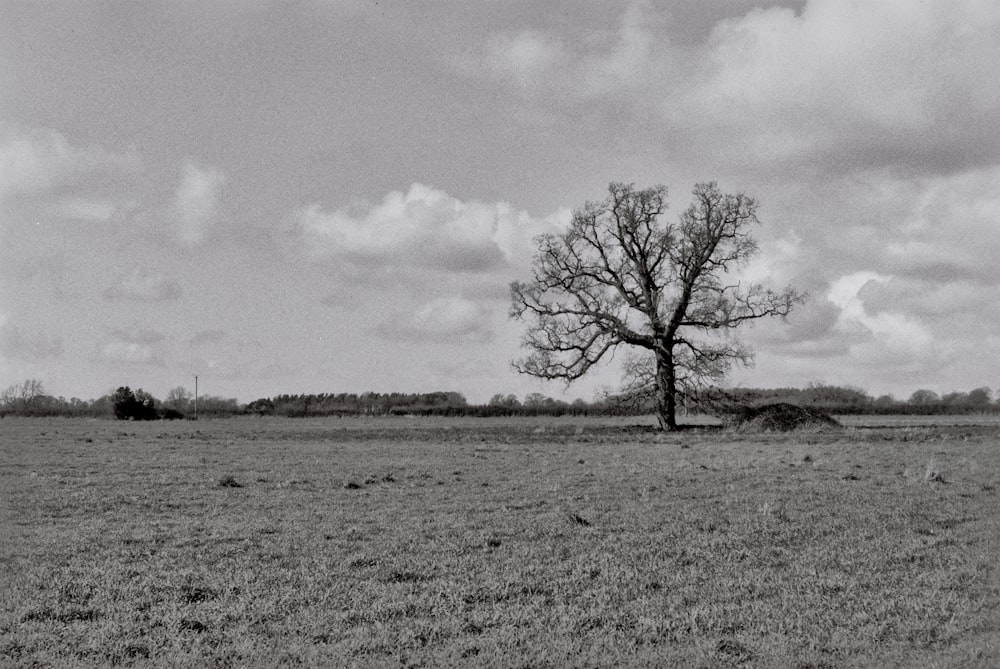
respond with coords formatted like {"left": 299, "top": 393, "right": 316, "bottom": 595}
{"left": 2, "top": 416, "right": 1000, "bottom": 667}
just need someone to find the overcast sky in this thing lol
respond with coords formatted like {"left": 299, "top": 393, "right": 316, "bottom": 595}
{"left": 2, "top": 1, "right": 999, "bottom": 404}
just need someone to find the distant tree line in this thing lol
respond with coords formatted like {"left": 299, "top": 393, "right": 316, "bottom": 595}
{"left": 2, "top": 378, "right": 999, "bottom": 419}
{"left": 720, "top": 383, "right": 997, "bottom": 416}
{"left": 0, "top": 379, "right": 238, "bottom": 419}
{"left": 245, "top": 391, "right": 471, "bottom": 417}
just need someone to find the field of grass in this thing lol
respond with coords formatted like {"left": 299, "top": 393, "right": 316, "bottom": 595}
{"left": 2, "top": 416, "right": 1000, "bottom": 667}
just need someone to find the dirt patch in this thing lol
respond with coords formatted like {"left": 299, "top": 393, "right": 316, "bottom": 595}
{"left": 727, "top": 403, "right": 841, "bottom": 432}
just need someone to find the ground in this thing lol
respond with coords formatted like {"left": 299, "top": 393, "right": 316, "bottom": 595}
{"left": 2, "top": 415, "right": 1000, "bottom": 667}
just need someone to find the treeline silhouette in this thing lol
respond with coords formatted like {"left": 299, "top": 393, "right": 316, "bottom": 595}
{"left": 246, "top": 391, "right": 474, "bottom": 417}
{"left": 2, "top": 378, "right": 999, "bottom": 419}
{"left": 722, "top": 384, "right": 996, "bottom": 415}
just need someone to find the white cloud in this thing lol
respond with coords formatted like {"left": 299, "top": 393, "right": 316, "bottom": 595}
{"left": 377, "top": 296, "right": 495, "bottom": 344}
{"left": 737, "top": 230, "right": 802, "bottom": 285}
{"left": 827, "top": 271, "right": 886, "bottom": 315}
{"left": 98, "top": 329, "right": 165, "bottom": 366}
{"left": 681, "top": 1, "right": 1000, "bottom": 173}
{"left": 486, "top": 31, "right": 568, "bottom": 90}
{"left": 747, "top": 162, "right": 1000, "bottom": 394}
{"left": 828, "top": 271, "right": 931, "bottom": 350}
{"left": 175, "top": 160, "right": 225, "bottom": 245}
{"left": 472, "top": 1, "right": 1000, "bottom": 176}
{"left": 480, "top": 3, "right": 672, "bottom": 100}
{"left": 881, "top": 167, "right": 1000, "bottom": 280}
{"left": 300, "top": 183, "right": 565, "bottom": 274}
{"left": 0, "top": 127, "right": 139, "bottom": 201}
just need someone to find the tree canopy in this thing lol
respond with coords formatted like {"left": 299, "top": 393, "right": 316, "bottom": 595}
{"left": 511, "top": 182, "right": 803, "bottom": 430}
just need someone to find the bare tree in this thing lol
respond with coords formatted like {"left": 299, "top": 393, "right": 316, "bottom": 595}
{"left": 908, "top": 389, "right": 939, "bottom": 406}
{"left": 488, "top": 393, "right": 521, "bottom": 408}
{"left": 165, "top": 386, "right": 192, "bottom": 411}
{"left": 0, "top": 378, "right": 47, "bottom": 413}
{"left": 510, "top": 182, "right": 803, "bottom": 430}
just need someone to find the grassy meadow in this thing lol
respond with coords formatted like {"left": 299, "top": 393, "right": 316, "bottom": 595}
{"left": 2, "top": 415, "right": 1000, "bottom": 667}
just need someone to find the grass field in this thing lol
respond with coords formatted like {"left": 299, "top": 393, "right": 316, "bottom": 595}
{"left": 2, "top": 416, "right": 1000, "bottom": 667}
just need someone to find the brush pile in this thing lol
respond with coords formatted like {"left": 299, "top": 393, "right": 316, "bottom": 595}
{"left": 725, "top": 402, "right": 841, "bottom": 432}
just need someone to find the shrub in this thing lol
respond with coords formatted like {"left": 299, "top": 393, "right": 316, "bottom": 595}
{"left": 217, "top": 475, "right": 242, "bottom": 488}
{"left": 112, "top": 387, "right": 159, "bottom": 421}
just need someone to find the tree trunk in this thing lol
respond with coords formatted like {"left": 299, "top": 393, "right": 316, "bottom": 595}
{"left": 654, "top": 348, "right": 678, "bottom": 431}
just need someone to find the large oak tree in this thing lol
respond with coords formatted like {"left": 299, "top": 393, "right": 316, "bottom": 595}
{"left": 510, "top": 182, "right": 803, "bottom": 430}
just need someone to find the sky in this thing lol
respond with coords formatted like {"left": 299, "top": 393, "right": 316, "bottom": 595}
{"left": 2, "top": 0, "right": 999, "bottom": 405}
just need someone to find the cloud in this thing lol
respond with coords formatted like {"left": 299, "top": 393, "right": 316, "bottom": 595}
{"left": 376, "top": 297, "right": 495, "bottom": 344}
{"left": 828, "top": 271, "right": 931, "bottom": 350}
{"left": 479, "top": 3, "right": 673, "bottom": 100}
{"left": 803, "top": 166, "right": 1000, "bottom": 330}
{"left": 303, "top": 183, "right": 568, "bottom": 361}
{"left": 103, "top": 270, "right": 183, "bottom": 302}
{"left": 300, "top": 183, "right": 504, "bottom": 271}
{"left": 859, "top": 277, "right": 993, "bottom": 321}
{"left": 756, "top": 294, "right": 842, "bottom": 347}
{"left": 0, "top": 322, "right": 64, "bottom": 361}
{"left": 737, "top": 230, "right": 803, "bottom": 286}
{"left": 486, "top": 31, "right": 569, "bottom": 90}
{"left": 470, "top": 1, "right": 1000, "bottom": 177}
{"left": 175, "top": 160, "right": 225, "bottom": 245}
{"left": 743, "top": 161, "right": 1000, "bottom": 395}
{"left": 99, "top": 342, "right": 161, "bottom": 365}
{"left": 880, "top": 167, "right": 1000, "bottom": 281}
{"left": 677, "top": 1, "right": 1000, "bottom": 175}
{"left": 0, "top": 127, "right": 140, "bottom": 202}
{"left": 98, "top": 329, "right": 165, "bottom": 365}
{"left": 48, "top": 197, "right": 122, "bottom": 222}
{"left": 300, "top": 183, "right": 566, "bottom": 274}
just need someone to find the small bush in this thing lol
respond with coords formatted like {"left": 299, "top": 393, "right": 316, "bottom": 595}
{"left": 217, "top": 475, "right": 242, "bottom": 488}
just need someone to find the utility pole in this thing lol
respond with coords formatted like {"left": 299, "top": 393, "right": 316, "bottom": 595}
{"left": 194, "top": 375, "right": 199, "bottom": 420}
